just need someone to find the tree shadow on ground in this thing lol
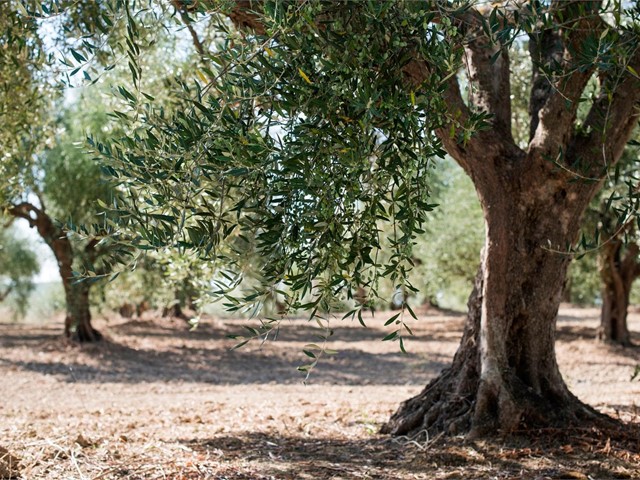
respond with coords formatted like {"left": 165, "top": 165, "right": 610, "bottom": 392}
{"left": 109, "top": 308, "right": 628, "bottom": 347}
{"left": 1, "top": 312, "right": 460, "bottom": 386}
{"left": 556, "top": 323, "right": 640, "bottom": 348}
{"left": 0, "top": 335, "right": 450, "bottom": 386}
{"left": 180, "top": 429, "right": 640, "bottom": 480}
{"left": 0, "top": 332, "right": 59, "bottom": 349}
{"left": 108, "top": 313, "right": 466, "bottom": 344}
{"left": 557, "top": 311, "right": 601, "bottom": 323}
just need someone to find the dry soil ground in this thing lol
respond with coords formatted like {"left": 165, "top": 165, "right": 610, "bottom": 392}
{"left": 1, "top": 306, "right": 640, "bottom": 479}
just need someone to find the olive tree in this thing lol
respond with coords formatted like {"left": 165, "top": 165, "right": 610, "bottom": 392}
{"left": 1, "top": 4, "right": 99, "bottom": 338}
{"left": 3, "top": 0, "right": 204, "bottom": 340}
{"left": 22, "top": 0, "right": 640, "bottom": 438}
{"left": 6, "top": 99, "right": 123, "bottom": 342}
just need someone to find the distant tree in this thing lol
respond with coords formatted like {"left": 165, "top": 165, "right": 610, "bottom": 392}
{"left": 98, "top": 249, "right": 213, "bottom": 323}
{"left": 2, "top": 0, "right": 205, "bottom": 340}
{"left": 592, "top": 148, "right": 640, "bottom": 346}
{"left": 0, "top": 227, "right": 39, "bottom": 318}
{"left": 7, "top": 98, "right": 120, "bottom": 341}
{"left": 597, "top": 233, "right": 639, "bottom": 345}
{"left": 154, "top": 251, "right": 209, "bottom": 321}
{"left": 0, "top": 7, "right": 121, "bottom": 340}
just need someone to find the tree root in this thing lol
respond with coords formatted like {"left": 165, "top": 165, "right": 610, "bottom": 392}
{"left": 382, "top": 366, "right": 620, "bottom": 440}
{"left": 381, "top": 366, "right": 476, "bottom": 438}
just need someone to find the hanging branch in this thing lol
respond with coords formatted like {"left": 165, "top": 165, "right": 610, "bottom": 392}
{"left": 171, "top": 0, "right": 207, "bottom": 57}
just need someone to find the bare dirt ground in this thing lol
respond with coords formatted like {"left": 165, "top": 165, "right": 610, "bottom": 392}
{"left": 1, "top": 306, "right": 640, "bottom": 479}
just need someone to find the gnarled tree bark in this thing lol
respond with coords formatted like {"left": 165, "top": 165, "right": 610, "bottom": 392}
{"left": 381, "top": 2, "right": 640, "bottom": 437}
{"left": 383, "top": 151, "right": 607, "bottom": 437}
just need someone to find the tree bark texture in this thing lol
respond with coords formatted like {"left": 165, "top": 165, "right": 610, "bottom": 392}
{"left": 64, "top": 279, "right": 101, "bottom": 342}
{"left": 597, "top": 240, "right": 638, "bottom": 346}
{"left": 9, "top": 203, "right": 101, "bottom": 342}
{"left": 383, "top": 160, "right": 608, "bottom": 437}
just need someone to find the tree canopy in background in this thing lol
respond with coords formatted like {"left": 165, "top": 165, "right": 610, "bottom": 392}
{"left": 413, "top": 158, "right": 483, "bottom": 310}
{"left": 0, "top": 226, "right": 39, "bottom": 318}
{"left": 1, "top": 0, "right": 215, "bottom": 336}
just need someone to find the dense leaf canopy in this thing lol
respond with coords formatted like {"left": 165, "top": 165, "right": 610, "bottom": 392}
{"left": 81, "top": 1, "right": 639, "bottom": 337}
{"left": 0, "top": 227, "right": 39, "bottom": 317}
{"left": 0, "top": 6, "right": 48, "bottom": 203}
{"left": 91, "top": 2, "right": 478, "bottom": 332}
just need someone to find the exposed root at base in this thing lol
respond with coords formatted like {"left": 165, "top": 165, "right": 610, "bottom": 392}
{"left": 382, "top": 361, "right": 619, "bottom": 441}
{"left": 381, "top": 367, "right": 476, "bottom": 438}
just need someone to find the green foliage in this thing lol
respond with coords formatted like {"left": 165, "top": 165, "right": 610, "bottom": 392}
{"left": 95, "top": 1, "right": 473, "bottom": 333}
{"left": 565, "top": 253, "right": 601, "bottom": 306}
{"left": 508, "top": 42, "right": 532, "bottom": 149}
{"left": 41, "top": 97, "right": 115, "bottom": 225}
{"left": 96, "top": 249, "right": 214, "bottom": 316}
{"left": 412, "top": 159, "right": 483, "bottom": 310}
{"left": 0, "top": 3, "right": 49, "bottom": 203}
{"left": 0, "top": 227, "right": 39, "bottom": 318}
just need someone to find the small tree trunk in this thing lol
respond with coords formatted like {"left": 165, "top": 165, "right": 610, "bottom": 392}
{"left": 163, "top": 283, "right": 198, "bottom": 322}
{"left": 597, "top": 240, "right": 637, "bottom": 346}
{"left": 63, "top": 280, "right": 101, "bottom": 342}
{"left": 0, "top": 286, "right": 12, "bottom": 302}
{"left": 163, "top": 298, "right": 190, "bottom": 322}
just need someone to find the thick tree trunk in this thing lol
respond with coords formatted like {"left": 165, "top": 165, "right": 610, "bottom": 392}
{"left": 597, "top": 241, "right": 637, "bottom": 346}
{"left": 383, "top": 165, "right": 610, "bottom": 438}
{"left": 379, "top": 6, "right": 640, "bottom": 434}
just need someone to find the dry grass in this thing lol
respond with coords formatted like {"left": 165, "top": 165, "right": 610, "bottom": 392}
{"left": 1, "top": 306, "right": 640, "bottom": 479}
